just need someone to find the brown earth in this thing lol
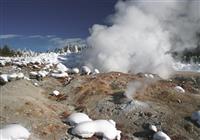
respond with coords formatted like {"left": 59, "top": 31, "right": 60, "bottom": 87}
{"left": 0, "top": 67, "right": 200, "bottom": 140}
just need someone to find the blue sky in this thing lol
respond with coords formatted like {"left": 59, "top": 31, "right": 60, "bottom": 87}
{"left": 0, "top": 0, "right": 118, "bottom": 51}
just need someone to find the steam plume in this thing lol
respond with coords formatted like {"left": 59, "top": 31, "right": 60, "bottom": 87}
{"left": 124, "top": 81, "right": 143, "bottom": 99}
{"left": 84, "top": 0, "right": 200, "bottom": 78}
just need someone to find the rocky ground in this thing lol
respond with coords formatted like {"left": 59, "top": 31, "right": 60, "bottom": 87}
{"left": 0, "top": 65, "right": 200, "bottom": 140}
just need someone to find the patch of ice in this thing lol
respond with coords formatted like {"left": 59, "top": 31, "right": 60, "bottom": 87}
{"left": 66, "top": 113, "right": 92, "bottom": 126}
{"left": 0, "top": 124, "right": 30, "bottom": 140}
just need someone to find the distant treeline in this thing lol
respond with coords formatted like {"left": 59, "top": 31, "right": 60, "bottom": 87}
{"left": 0, "top": 45, "right": 22, "bottom": 57}
{"left": 172, "top": 46, "right": 200, "bottom": 63}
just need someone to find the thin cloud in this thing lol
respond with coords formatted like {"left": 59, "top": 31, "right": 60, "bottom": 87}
{"left": 0, "top": 34, "right": 22, "bottom": 39}
{"left": 27, "top": 35, "right": 56, "bottom": 39}
{"left": 28, "top": 35, "right": 45, "bottom": 39}
{"left": 46, "top": 35, "right": 56, "bottom": 38}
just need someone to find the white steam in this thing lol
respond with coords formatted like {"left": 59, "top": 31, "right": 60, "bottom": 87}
{"left": 124, "top": 81, "right": 143, "bottom": 99}
{"left": 84, "top": 0, "right": 200, "bottom": 79}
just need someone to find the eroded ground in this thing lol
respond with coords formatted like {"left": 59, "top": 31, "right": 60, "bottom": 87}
{"left": 0, "top": 66, "right": 200, "bottom": 140}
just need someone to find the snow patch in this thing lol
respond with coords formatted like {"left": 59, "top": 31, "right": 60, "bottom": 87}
{"left": 65, "top": 113, "right": 92, "bottom": 126}
{"left": 81, "top": 66, "right": 91, "bottom": 75}
{"left": 153, "top": 131, "right": 171, "bottom": 140}
{"left": 0, "top": 124, "right": 30, "bottom": 140}
{"left": 174, "top": 86, "right": 185, "bottom": 93}
{"left": 52, "top": 90, "right": 60, "bottom": 96}
{"left": 72, "top": 120, "right": 121, "bottom": 140}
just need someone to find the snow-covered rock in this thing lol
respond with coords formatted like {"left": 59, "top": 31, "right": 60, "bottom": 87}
{"left": 66, "top": 113, "right": 92, "bottom": 126}
{"left": 51, "top": 72, "right": 68, "bottom": 78}
{"left": 52, "top": 90, "right": 60, "bottom": 96}
{"left": 7, "top": 73, "right": 24, "bottom": 81}
{"left": 81, "top": 66, "right": 91, "bottom": 75}
{"left": 72, "top": 120, "right": 121, "bottom": 140}
{"left": 191, "top": 111, "right": 200, "bottom": 126}
{"left": 0, "top": 124, "right": 30, "bottom": 140}
{"left": 32, "top": 64, "right": 40, "bottom": 69}
{"left": 38, "top": 70, "right": 49, "bottom": 78}
{"left": 43, "top": 63, "right": 53, "bottom": 70}
{"left": 13, "top": 61, "right": 24, "bottom": 67}
{"left": 71, "top": 68, "right": 79, "bottom": 74}
{"left": 66, "top": 48, "right": 71, "bottom": 54}
{"left": 0, "top": 60, "right": 6, "bottom": 67}
{"left": 144, "top": 74, "right": 154, "bottom": 79}
{"left": 30, "top": 71, "right": 38, "bottom": 76}
{"left": 8, "top": 73, "right": 18, "bottom": 81}
{"left": 16, "top": 72, "right": 24, "bottom": 79}
{"left": 149, "top": 124, "right": 157, "bottom": 132}
{"left": 56, "top": 63, "right": 69, "bottom": 72}
{"left": 0, "top": 74, "right": 8, "bottom": 84}
{"left": 34, "top": 82, "right": 39, "bottom": 86}
{"left": 93, "top": 69, "right": 100, "bottom": 74}
{"left": 153, "top": 131, "right": 171, "bottom": 140}
{"left": 174, "top": 86, "right": 185, "bottom": 93}
{"left": 74, "top": 45, "right": 79, "bottom": 53}
{"left": 24, "top": 76, "right": 31, "bottom": 81}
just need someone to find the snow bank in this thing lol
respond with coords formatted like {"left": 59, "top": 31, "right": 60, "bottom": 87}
{"left": 66, "top": 113, "right": 92, "bottom": 126}
{"left": 191, "top": 111, "right": 200, "bottom": 126}
{"left": 173, "top": 62, "right": 200, "bottom": 73}
{"left": 174, "top": 86, "right": 185, "bottom": 93}
{"left": 72, "top": 120, "right": 121, "bottom": 140}
{"left": 153, "top": 131, "right": 171, "bottom": 140}
{"left": 0, "top": 124, "right": 30, "bottom": 140}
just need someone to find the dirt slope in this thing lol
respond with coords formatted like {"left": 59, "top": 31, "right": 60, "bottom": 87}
{"left": 0, "top": 68, "right": 200, "bottom": 140}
